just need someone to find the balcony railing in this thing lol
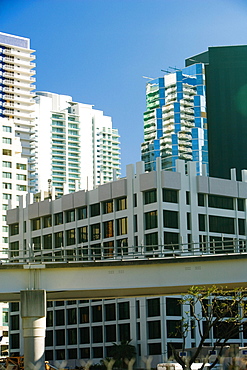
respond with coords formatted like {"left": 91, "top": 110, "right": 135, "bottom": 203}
{"left": 4, "top": 238, "right": 247, "bottom": 265}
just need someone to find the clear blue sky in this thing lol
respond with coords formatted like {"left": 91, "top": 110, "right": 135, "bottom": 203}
{"left": 1, "top": 0, "right": 247, "bottom": 175}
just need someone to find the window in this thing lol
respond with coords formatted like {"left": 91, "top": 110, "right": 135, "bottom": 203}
{"left": 45, "top": 331, "right": 53, "bottom": 346}
{"left": 149, "top": 343, "right": 161, "bottom": 356}
{"left": 43, "top": 234, "right": 52, "bottom": 249}
{"left": 2, "top": 149, "right": 11, "bottom": 156}
{"left": 2, "top": 226, "right": 8, "bottom": 232}
{"left": 66, "top": 210, "right": 75, "bottom": 223}
{"left": 163, "top": 189, "right": 178, "bottom": 203}
{"left": 118, "top": 302, "right": 130, "bottom": 320}
{"left": 54, "top": 231, "right": 63, "bottom": 248}
{"left": 147, "top": 298, "right": 160, "bottom": 317}
{"left": 67, "top": 308, "right": 77, "bottom": 325}
{"left": 79, "top": 306, "right": 89, "bottom": 323}
{"left": 77, "top": 206, "right": 87, "bottom": 220}
{"left": 166, "top": 298, "right": 181, "bottom": 316}
{"left": 103, "top": 200, "right": 113, "bottom": 214}
{"left": 3, "top": 126, "right": 11, "bottom": 132}
{"left": 32, "top": 236, "right": 41, "bottom": 250}
{"left": 199, "top": 214, "right": 206, "bottom": 231}
{"left": 145, "top": 232, "right": 158, "bottom": 248}
{"left": 148, "top": 321, "right": 161, "bottom": 339}
{"left": 80, "top": 348, "right": 90, "bottom": 359}
{"left": 167, "top": 320, "right": 182, "bottom": 337}
{"left": 119, "top": 323, "right": 130, "bottom": 341}
{"left": 54, "top": 212, "right": 63, "bottom": 225}
{"left": 2, "top": 172, "right": 11, "bottom": 178}
{"left": 239, "top": 219, "right": 245, "bottom": 235}
{"left": 16, "top": 174, "right": 26, "bottom": 180}
{"left": 116, "top": 217, "right": 127, "bottom": 235}
{"left": 90, "top": 203, "right": 100, "bottom": 217}
{"left": 209, "top": 215, "right": 234, "bottom": 234}
{"left": 92, "top": 305, "right": 102, "bottom": 322}
{"left": 46, "top": 311, "right": 53, "bottom": 327}
{"left": 116, "top": 197, "right": 127, "bottom": 211}
{"left": 55, "top": 310, "right": 65, "bottom": 326}
{"left": 78, "top": 226, "right": 88, "bottom": 243}
{"left": 105, "top": 304, "right": 116, "bottom": 321}
{"left": 80, "top": 327, "right": 90, "bottom": 344}
{"left": 164, "top": 232, "right": 179, "bottom": 246}
{"left": 144, "top": 189, "right": 157, "bottom": 204}
{"left": 2, "top": 182, "right": 11, "bottom": 189}
{"left": 3, "top": 193, "right": 11, "bottom": 200}
{"left": 10, "top": 223, "right": 19, "bottom": 236}
{"left": 66, "top": 229, "right": 75, "bottom": 246}
{"left": 16, "top": 184, "right": 26, "bottom": 191}
{"left": 208, "top": 194, "right": 234, "bottom": 210}
{"left": 91, "top": 224, "right": 101, "bottom": 241}
{"left": 31, "top": 218, "right": 41, "bottom": 231}
{"left": 145, "top": 211, "right": 157, "bottom": 230}
{"left": 105, "top": 325, "right": 116, "bottom": 342}
{"left": 103, "top": 220, "right": 114, "bottom": 238}
{"left": 198, "top": 193, "right": 205, "bottom": 206}
{"left": 93, "top": 347, "right": 103, "bottom": 358}
{"left": 56, "top": 329, "right": 65, "bottom": 345}
{"left": 92, "top": 326, "right": 103, "bottom": 343}
{"left": 10, "top": 315, "right": 19, "bottom": 330}
{"left": 238, "top": 198, "right": 245, "bottom": 211}
{"left": 16, "top": 163, "right": 26, "bottom": 170}
{"left": 2, "top": 161, "right": 11, "bottom": 168}
{"left": 2, "top": 137, "right": 12, "bottom": 145}
{"left": 43, "top": 215, "right": 52, "bottom": 228}
{"left": 163, "top": 210, "right": 179, "bottom": 228}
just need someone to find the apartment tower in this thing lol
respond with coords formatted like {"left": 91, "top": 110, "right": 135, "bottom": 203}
{"left": 141, "top": 64, "right": 208, "bottom": 175}
{"left": 34, "top": 92, "right": 121, "bottom": 196}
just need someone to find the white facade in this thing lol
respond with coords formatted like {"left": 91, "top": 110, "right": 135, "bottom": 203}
{"left": 0, "top": 31, "right": 36, "bottom": 190}
{"left": 34, "top": 92, "right": 121, "bottom": 196}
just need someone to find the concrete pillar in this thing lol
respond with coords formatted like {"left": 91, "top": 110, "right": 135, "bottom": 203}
{"left": 20, "top": 290, "right": 46, "bottom": 370}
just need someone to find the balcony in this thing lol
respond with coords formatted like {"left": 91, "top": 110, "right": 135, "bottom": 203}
{"left": 3, "top": 48, "right": 35, "bottom": 60}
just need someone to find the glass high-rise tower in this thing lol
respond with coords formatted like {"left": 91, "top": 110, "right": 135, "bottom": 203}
{"left": 141, "top": 64, "right": 208, "bottom": 176}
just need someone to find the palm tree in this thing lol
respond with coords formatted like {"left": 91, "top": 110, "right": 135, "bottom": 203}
{"left": 109, "top": 340, "right": 136, "bottom": 369}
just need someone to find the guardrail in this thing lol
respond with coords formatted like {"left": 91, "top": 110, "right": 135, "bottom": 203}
{"left": 3, "top": 238, "right": 247, "bottom": 265}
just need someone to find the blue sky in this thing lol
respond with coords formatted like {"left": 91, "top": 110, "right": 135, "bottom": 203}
{"left": 1, "top": 0, "right": 247, "bottom": 175}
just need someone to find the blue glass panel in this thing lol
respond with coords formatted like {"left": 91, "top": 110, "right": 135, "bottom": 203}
{"left": 177, "top": 82, "right": 183, "bottom": 92}
{"left": 194, "top": 96, "right": 200, "bottom": 106}
{"left": 158, "top": 78, "right": 165, "bottom": 88}
{"left": 174, "top": 124, "right": 181, "bottom": 133}
{"left": 174, "top": 113, "right": 180, "bottom": 123}
{"left": 156, "top": 108, "right": 162, "bottom": 119}
{"left": 195, "top": 117, "right": 201, "bottom": 128}
{"left": 194, "top": 107, "right": 201, "bottom": 117}
{"left": 171, "top": 135, "right": 178, "bottom": 144}
{"left": 174, "top": 102, "right": 180, "bottom": 113}
{"left": 197, "top": 86, "right": 203, "bottom": 95}
{"left": 196, "top": 64, "right": 203, "bottom": 74}
{"left": 197, "top": 75, "right": 203, "bottom": 85}
{"left": 177, "top": 92, "right": 183, "bottom": 101}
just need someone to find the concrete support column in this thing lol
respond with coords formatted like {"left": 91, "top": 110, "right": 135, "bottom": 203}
{"left": 20, "top": 290, "right": 46, "bottom": 370}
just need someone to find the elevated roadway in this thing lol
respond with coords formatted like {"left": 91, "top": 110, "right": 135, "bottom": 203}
{"left": 1, "top": 252, "right": 247, "bottom": 302}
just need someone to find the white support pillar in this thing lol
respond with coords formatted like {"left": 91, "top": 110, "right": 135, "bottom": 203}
{"left": 20, "top": 290, "right": 46, "bottom": 370}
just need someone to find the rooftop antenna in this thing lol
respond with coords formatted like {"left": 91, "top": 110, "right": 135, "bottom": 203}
{"left": 161, "top": 69, "right": 171, "bottom": 74}
{"left": 48, "top": 179, "right": 52, "bottom": 200}
{"left": 142, "top": 76, "right": 155, "bottom": 80}
{"left": 169, "top": 66, "right": 180, "bottom": 71}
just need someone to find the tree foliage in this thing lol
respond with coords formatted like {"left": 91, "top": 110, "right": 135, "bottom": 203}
{"left": 169, "top": 286, "right": 247, "bottom": 370}
{"left": 109, "top": 340, "right": 136, "bottom": 369}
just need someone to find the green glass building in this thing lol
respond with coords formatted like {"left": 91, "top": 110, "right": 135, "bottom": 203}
{"left": 186, "top": 45, "right": 247, "bottom": 180}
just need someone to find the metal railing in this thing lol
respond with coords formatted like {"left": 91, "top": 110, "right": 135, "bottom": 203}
{"left": 3, "top": 238, "right": 247, "bottom": 265}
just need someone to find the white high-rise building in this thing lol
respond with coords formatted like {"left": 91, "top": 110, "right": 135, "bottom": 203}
{"left": 0, "top": 32, "right": 35, "bottom": 253}
{"left": 0, "top": 31, "right": 35, "bottom": 358}
{"left": 0, "top": 32, "right": 36, "bottom": 190}
{"left": 34, "top": 92, "right": 121, "bottom": 196}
